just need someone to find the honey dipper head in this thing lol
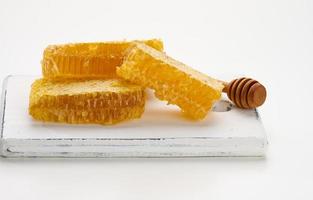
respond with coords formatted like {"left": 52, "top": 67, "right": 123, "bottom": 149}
{"left": 225, "top": 78, "right": 267, "bottom": 109}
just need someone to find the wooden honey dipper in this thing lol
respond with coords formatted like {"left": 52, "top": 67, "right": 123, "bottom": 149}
{"left": 219, "top": 77, "right": 267, "bottom": 109}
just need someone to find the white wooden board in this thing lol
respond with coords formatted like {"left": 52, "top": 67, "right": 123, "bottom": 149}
{"left": 0, "top": 76, "right": 267, "bottom": 157}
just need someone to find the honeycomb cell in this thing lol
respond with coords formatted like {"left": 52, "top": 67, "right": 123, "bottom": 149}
{"left": 116, "top": 42, "right": 223, "bottom": 119}
{"left": 29, "top": 78, "right": 145, "bottom": 125}
{"left": 42, "top": 39, "right": 163, "bottom": 79}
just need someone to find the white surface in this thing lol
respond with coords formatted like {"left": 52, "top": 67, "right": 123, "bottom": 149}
{"left": 0, "top": 0, "right": 312, "bottom": 199}
{"left": 1, "top": 76, "right": 266, "bottom": 157}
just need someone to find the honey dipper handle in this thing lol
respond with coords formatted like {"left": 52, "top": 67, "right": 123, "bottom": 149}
{"left": 220, "top": 77, "right": 267, "bottom": 109}
{"left": 220, "top": 81, "right": 229, "bottom": 93}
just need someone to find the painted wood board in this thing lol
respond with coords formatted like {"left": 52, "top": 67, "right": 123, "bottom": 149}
{"left": 0, "top": 76, "right": 267, "bottom": 157}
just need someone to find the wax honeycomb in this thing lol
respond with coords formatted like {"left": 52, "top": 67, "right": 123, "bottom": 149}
{"left": 42, "top": 39, "right": 163, "bottom": 79}
{"left": 116, "top": 42, "right": 223, "bottom": 119}
{"left": 29, "top": 78, "right": 145, "bottom": 125}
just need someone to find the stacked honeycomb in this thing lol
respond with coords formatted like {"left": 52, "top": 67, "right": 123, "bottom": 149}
{"left": 42, "top": 39, "right": 163, "bottom": 79}
{"left": 30, "top": 38, "right": 223, "bottom": 124}
{"left": 29, "top": 79, "right": 145, "bottom": 125}
{"left": 117, "top": 42, "right": 223, "bottom": 119}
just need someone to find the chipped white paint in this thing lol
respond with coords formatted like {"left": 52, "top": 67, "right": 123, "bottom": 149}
{"left": 0, "top": 76, "right": 267, "bottom": 158}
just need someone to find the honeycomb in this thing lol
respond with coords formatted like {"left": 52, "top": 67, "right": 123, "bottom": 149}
{"left": 42, "top": 39, "right": 163, "bottom": 79}
{"left": 29, "top": 78, "right": 145, "bottom": 125}
{"left": 116, "top": 42, "right": 224, "bottom": 119}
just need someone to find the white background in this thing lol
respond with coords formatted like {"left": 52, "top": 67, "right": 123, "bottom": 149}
{"left": 0, "top": 0, "right": 312, "bottom": 199}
